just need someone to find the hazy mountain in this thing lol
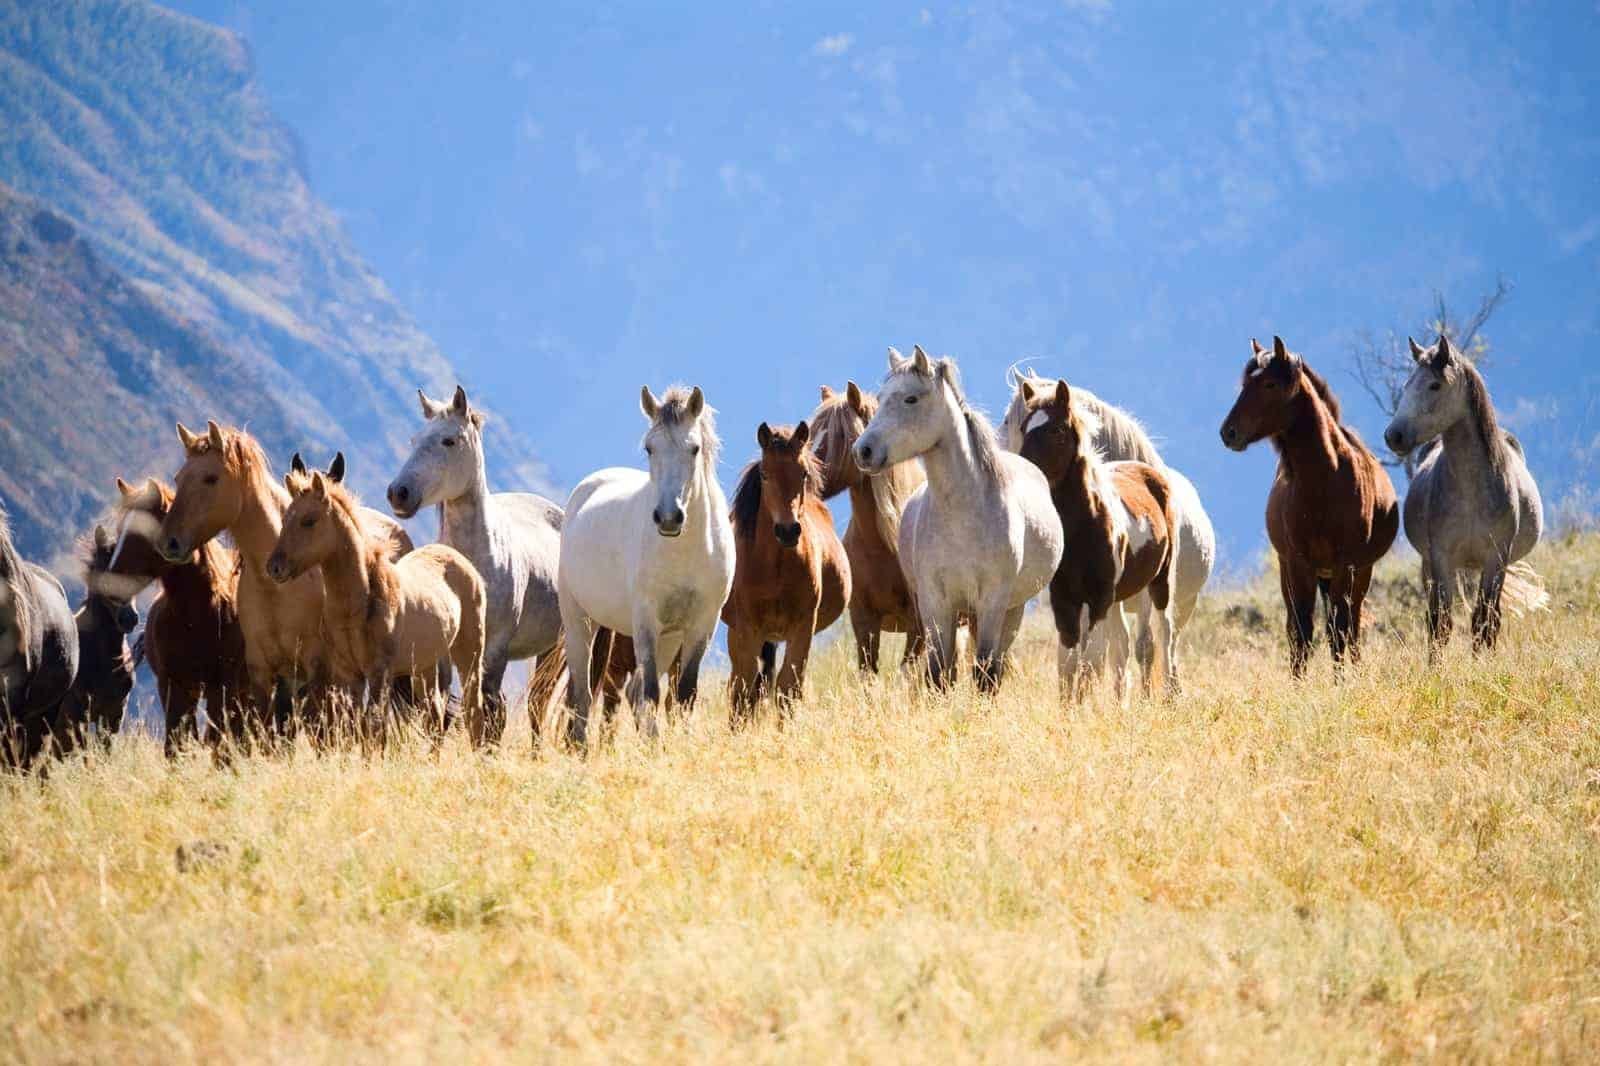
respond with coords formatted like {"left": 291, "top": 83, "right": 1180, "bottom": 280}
{"left": 0, "top": 0, "right": 549, "bottom": 569}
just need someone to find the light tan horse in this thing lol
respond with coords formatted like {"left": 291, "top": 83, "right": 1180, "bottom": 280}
{"left": 267, "top": 463, "right": 488, "bottom": 745}
{"left": 155, "top": 423, "right": 412, "bottom": 739}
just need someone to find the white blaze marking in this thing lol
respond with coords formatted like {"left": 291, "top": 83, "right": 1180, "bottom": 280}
{"left": 1025, "top": 409, "right": 1050, "bottom": 432}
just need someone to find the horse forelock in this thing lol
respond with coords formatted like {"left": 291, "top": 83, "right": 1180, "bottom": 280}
{"left": 651, "top": 385, "right": 721, "bottom": 472}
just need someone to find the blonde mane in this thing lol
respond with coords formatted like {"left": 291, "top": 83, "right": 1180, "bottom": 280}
{"left": 1002, "top": 364, "right": 1160, "bottom": 466}
{"left": 809, "top": 388, "right": 924, "bottom": 555}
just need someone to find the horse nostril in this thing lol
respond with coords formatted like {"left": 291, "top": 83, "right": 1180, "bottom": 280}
{"left": 652, "top": 508, "right": 662, "bottom": 526}
{"left": 392, "top": 484, "right": 409, "bottom": 503}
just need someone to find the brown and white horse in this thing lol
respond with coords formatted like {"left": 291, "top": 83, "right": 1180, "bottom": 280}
{"left": 721, "top": 421, "right": 851, "bottom": 720}
{"left": 1220, "top": 337, "right": 1399, "bottom": 674}
{"left": 1017, "top": 379, "right": 1179, "bottom": 700}
{"left": 267, "top": 462, "right": 487, "bottom": 745}
{"left": 809, "top": 383, "right": 927, "bottom": 673}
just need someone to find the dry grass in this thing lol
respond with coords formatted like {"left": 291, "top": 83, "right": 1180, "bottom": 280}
{"left": 5, "top": 535, "right": 1600, "bottom": 1063}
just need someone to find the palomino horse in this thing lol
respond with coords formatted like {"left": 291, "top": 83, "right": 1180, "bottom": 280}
{"left": 1015, "top": 380, "right": 1178, "bottom": 700}
{"left": 853, "top": 346, "right": 1063, "bottom": 691}
{"left": 1000, "top": 367, "right": 1215, "bottom": 687}
{"left": 810, "top": 382, "right": 927, "bottom": 673}
{"left": 1384, "top": 335, "right": 1545, "bottom": 653}
{"left": 559, "top": 385, "right": 736, "bottom": 746}
{"left": 388, "top": 385, "right": 586, "bottom": 741}
{"left": 1221, "top": 337, "right": 1399, "bottom": 674}
{"left": 0, "top": 503, "right": 79, "bottom": 769}
{"left": 54, "top": 526, "right": 138, "bottom": 753}
{"left": 107, "top": 476, "right": 249, "bottom": 753}
{"left": 156, "top": 423, "right": 411, "bottom": 739}
{"left": 267, "top": 461, "right": 488, "bottom": 744}
{"left": 722, "top": 421, "right": 851, "bottom": 718}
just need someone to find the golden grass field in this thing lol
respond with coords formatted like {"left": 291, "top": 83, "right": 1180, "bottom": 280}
{"left": 4, "top": 534, "right": 1600, "bottom": 1063}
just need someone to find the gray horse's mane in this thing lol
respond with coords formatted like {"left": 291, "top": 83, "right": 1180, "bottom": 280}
{"left": 1455, "top": 357, "right": 1510, "bottom": 476}
{"left": 649, "top": 385, "right": 722, "bottom": 476}
{"left": 0, "top": 503, "right": 36, "bottom": 668}
{"left": 1002, "top": 364, "right": 1164, "bottom": 466}
{"left": 890, "top": 355, "right": 1007, "bottom": 485}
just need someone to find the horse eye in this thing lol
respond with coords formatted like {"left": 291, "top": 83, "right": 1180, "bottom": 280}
{"left": 1262, "top": 381, "right": 1278, "bottom": 390}
{"left": 1429, "top": 382, "right": 1442, "bottom": 392}
{"left": 441, "top": 438, "right": 457, "bottom": 448}
{"left": 904, "top": 396, "right": 918, "bottom": 405}
{"left": 300, "top": 517, "right": 316, "bottom": 529}
{"left": 645, "top": 445, "right": 654, "bottom": 456}
{"left": 203, "top": 475, "right": 219, "bottom": 485}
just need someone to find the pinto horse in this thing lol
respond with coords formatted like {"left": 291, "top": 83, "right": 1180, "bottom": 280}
{"left": 1016, "top": 380, "right": 1178, "bottom": 701}
{"left": 810, "top": 383, "right": 927, "bottom": 674}
{"left": 722, "top": 421, "right": 850, "bottom": 719}
{"left": 1385, "top": 335, "right": 1545, "bottom": 655}
{"left": 853, "top": 346, "right": 1063, "bottom": 691}
{"left": 267, "top": 462, "right": 487, "bottom": 745}
{"left": 1220, "top": 337, "right": 1399, "bottom": 674}
{"left": 107, "top": 476, "right": 249, "bottom": 753}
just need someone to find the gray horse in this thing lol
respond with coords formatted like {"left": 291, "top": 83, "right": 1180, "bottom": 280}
{"left": 1, "top": 504, "right": 80, "bottom": 768}
{"left": 388, "top": 386, "right": 565, "bottom": 740}
{"left": 1384, "top": 336, "right": 1545, "bottom": 654}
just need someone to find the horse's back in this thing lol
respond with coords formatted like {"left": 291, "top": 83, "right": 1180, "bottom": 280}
{"left": 360, "top": 508, "right": 413, "bottom": 558}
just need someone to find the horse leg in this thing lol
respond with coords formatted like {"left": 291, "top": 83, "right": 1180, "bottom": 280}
{"left": 849, "top": 602, "right": 880, "bottom": 675}
{"left": 1322, "top": 571, "right": 1355, "bottom": 673}
{"left": 1347, "top": 566, "right": 1373, "bottom": 665}
{"left": 452, "top": 634, "right": 487, "bottom": 751}
{"left": 1473, "top": 560, "right": 1507, "bottom": 653}
{"left": 776, "top": 611, "right": 818, "bottom": 714}
{"left": 1279, "top": 556, "right": 1317, "bottom": 677}
{"left": 971, "top": 591, "right": 1014, "bottom": 694}
{"left": 922, "top": 598, "right": 959, "bottom": 692}
{"left": 1423, "top": 552, "right": 1455, "bottom": 659}
{"left": 560, "top": 604, "right": 598, "bottom": 750}
{"left": 631, "top": 619, "right": 664, "bottom": 743}
{"left": 726, "top": 624, "right": 763, "bottom": 728}
{"left": 673, "top": 623, "right": 713, "bottom": 715}
{"left": 758, "top": 641, "right": 778, "bottom": 704}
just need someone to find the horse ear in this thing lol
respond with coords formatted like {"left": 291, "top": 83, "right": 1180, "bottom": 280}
{"left": 1052, "top": 379, "right": 1072, "bottom": 412}
{"left": 1434, "top": 334, "right": 1454, "bottom": 365}
{"left": 328, "top": 451, "right": 346, "bottom": 484}
{"left": 640, "top": 386, "right": 660, "bottom": 420}
{"left": 819, "top": 385, "right": 835, "bottom": 401}
{"left": 1272, "top": 336, "right": 1290, "bottom": 362}
{"left": 115, "top": 476, "right": 135, "bottom": 499}
{"left": 1250, "top": 338, "right": 1266, "bottom": 357}
{"left": 310, "top": 472, "right": 328, "bottom": 499}
{"left": 686, "top": 386, "right": 705, "bottom": 418}
{"left": 176, "top": 422, "right": 203, "bottom": 453}
{"left": 452, "top": 385, "right": 470, "bottom": 415}
{"left": 94, "top": 524, "right": 112, "bottom": 551}
{"left": 419, "top": 389, "right": 447, "bottom": 420}
{"left": 1020, "top": 379, "right": 1036, "bottom": 403}
{"left": 206, "top": 420, "right": 226, "bottom": 451}
{"left": 846, "top": 380, "right": 865, "bottom": 414}
{"left": 283, "top": 471, "right": 296, "bottom": 493}
{"left": 143, "top": 477, "right": 160, "bottom": 500}
{"left": 794, "top": 420, "right": 811, "bottom": 447}
{"left": 911, "top": 345, "right": 932, "bottom": 375}
{"left": 290, "top": 452, "right": 306, "bottom": 476}
{"left": 757, "top": 422, "right": 773, "bottom": 449}
{"left": 887, "top": 346, "right": 905, "bottom": 372}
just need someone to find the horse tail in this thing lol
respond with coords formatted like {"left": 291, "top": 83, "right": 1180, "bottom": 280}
{"left": 526, "top": 643, "right": 569, "bottom": 743}
{"left": 1500, "top": 561, "right": 1550, "bottom": 616}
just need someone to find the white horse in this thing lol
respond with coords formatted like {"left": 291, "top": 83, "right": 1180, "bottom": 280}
{"left": 558, "top": 385, "right": 735, "bottom": 745}
{"left": 853, "top": 346, "right": 1063, "bottom": 690}
{"left": 999, "top": 368, "right": 1215, "bottom": 691}
{"left": 387, "top": 386, "right": 565, "bottom": 740}
{"left": 1384, "top": 336, "right": 1545, "bottom": 654}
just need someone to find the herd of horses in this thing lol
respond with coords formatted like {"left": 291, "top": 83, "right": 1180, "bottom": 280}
{"left": 0, "top": 334, "right": 1545, "bottom": 767}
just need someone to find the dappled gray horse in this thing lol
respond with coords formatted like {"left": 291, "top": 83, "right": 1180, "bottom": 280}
{"left": 388, "top": 386, "right": 565, "bottom": 740}
{"left": 1385, "top": 336, "right": 1544, "bottom": 654}
{"left": 0, "top": 505, "right": 79, "bottom": 768}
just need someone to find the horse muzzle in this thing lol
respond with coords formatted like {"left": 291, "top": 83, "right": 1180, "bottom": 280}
{"left": 157, "top": 535, "right": 191, "bottom": 564}
{"left": 1383, "top": 423, "right": 1410, "bottom": 454}
{"left": 264, "top": 553, "right": 296, "bottom": 584}
{"left": 652, "top": 505, "right": 685, "bottom": 538}
{"left": 1219, "top": 422, "right": 1247, "bottom": 452}
{"left": 852, "top": 440, "right": 887, "bottom": 475}
{"left": 386, "top": 481, "right": 419, "bottom": 519}
{"left": 774, "top": 522, "right": 802, "bottom": 548}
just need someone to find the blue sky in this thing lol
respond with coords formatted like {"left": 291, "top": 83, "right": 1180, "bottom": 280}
{"left": 171, "top": 0, "right": 1600, "bottom": 567}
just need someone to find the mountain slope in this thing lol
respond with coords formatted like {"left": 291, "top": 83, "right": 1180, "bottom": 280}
{"left": 0, "top": 0, "right": 549, "bottom": 565}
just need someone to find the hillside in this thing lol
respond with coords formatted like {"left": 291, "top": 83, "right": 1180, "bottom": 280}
{"left": 0, "top": 0, "right": 548, "bottom": 564}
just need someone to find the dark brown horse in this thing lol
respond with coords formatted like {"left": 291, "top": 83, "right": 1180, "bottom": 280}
{"left": 721, "top": 422, "right": 851, "bottom": 719}
{"left": 53, "top": 525, "right": 138, "bottom": 754}
{"left": 106, "top": 476, "right": 250, "bottom": 753}
{"left": 1017, "top": 380, "right": 1179, "bottom": 701}
{"left": 809, "top": 383, "right": 926, "bottom": 673}
{"left": 1220, "top": 337, "right": 1399, "bottom": 674}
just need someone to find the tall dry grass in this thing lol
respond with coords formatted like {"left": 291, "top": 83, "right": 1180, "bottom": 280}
{"left": 4, "top": 535, "right": 1599, "bottom": 1063}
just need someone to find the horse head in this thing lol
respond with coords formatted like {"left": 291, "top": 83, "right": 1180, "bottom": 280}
{"left": 389, "top": 385, "right": 486, "bottom": 519}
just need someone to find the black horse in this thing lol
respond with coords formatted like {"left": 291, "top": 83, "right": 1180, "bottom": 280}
{"left": 0, "top": 504, "right": 80, "bottom": 768}
{"left": 52, "top": 525, "right": 138, "bottom": 755}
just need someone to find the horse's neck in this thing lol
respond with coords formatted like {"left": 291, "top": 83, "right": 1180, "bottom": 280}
{"left": 1275, "top": 393, "right": 1347, "bottom": 482}
{"left": 685, "top": 465, "right": 723, "bottom": 531}
{"left": 319, "top": 510, "right": 380, "bottom": 623}
{"left": 846, "top": 480, "right": 888, "bottom": 546}
{"left": 1052, "top": 460, "right": 1109, "bottom": 533}
{"left": 161, "top": 552, "right": 228, "bottom": 608}
{"left": 1440, "top": 404, "right": 1512, "bottom": 505}
{"left": 919, "top": 403, "right": 992, "bottom": 502}
{"left": 231, "top": 471, "right": 290, "bottom": 562}
{"left": 439, "top": 463, "right": 495, "bottom": 555}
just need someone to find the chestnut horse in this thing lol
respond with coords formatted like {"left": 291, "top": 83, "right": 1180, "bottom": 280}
{"left": 106, "top": 476, "right": 249, "bottom": 753}
{"left": 1220, "top": 337, "right": 1399, "bottom": 674}
{"left": 809, "top": 382, "right": 927, "bottom": 672}
{"left": 156, "top": 423, "right": 412, "bottom": 739}
{"left": 1016, "top": 380, "right": 1178, "bottom": 701}
{"left": 721, "top": 422, "right": 851, "bottom": 719}
{"left": 268, "top": 463, "right": 487, "bottom": 745}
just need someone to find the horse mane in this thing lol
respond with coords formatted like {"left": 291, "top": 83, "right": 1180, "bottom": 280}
{"left": 1003, "top": 365, "right": 1163, "bottom": 465}
{"left": 1459, "top": 358, "right": 1510, "bottom": 476}
{"left": 117, "top": 479, "right": 238, "bottom": 592}
{"left": 892, "top": 356, "right": 1007, "bottom": 485}
{"left": 809, "top": 389, "right": 921, "bottom": 553}
{"left": 1297, "top": 361, "right": 1345, "bottom": 424}
{"left": 730, "top": 462, "right": 763, "bottom": 540}
{"left": 0, "top": 502, "right": 35, "bottom": 667}
{"left": 651, "top": 385, "right": 722, "bottom": 475}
